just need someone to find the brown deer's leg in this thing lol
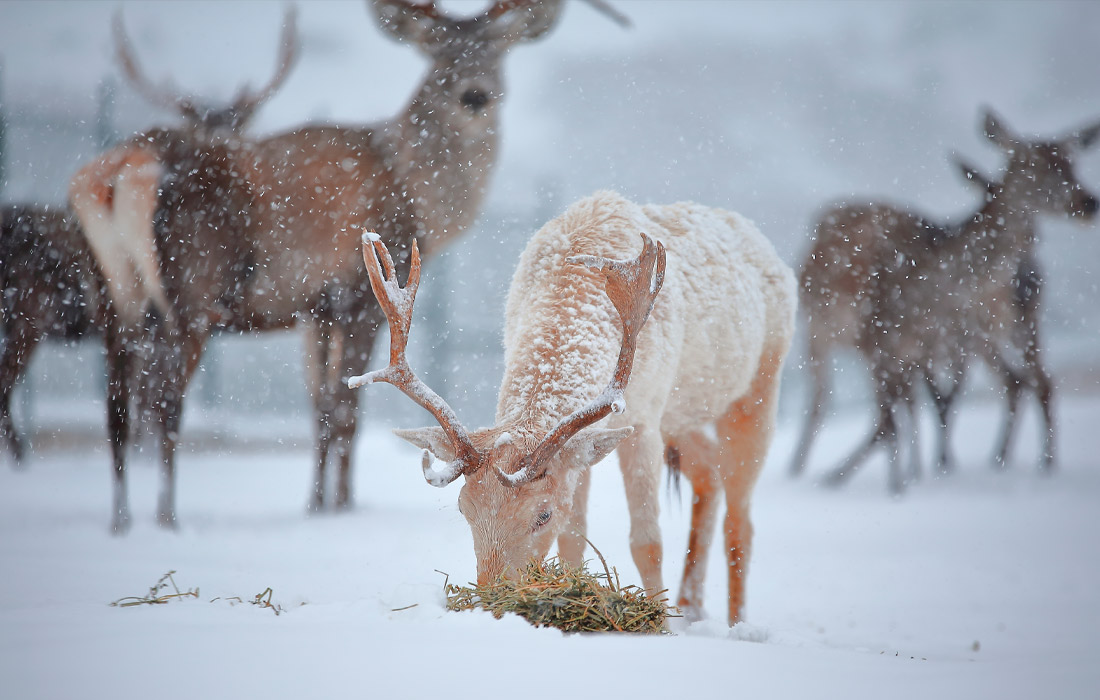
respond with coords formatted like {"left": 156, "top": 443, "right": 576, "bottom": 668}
{"left": 824, "top": 398, "right": 895, "bottom": 489}
{"left": 303, "top": 318, "right": 334, "bottom": 512}
{"left": 150, "top": 320, "right": 209, "bottom": 529}
{"left": 332, "top": 307, "right": 382, "bottom": 511}
{"left": 105, "top": 318, "right": 134, "bottom": 535}
{"left": 885, "top": 400, "right": 907, "bottom": 496}
{"left": 925, "top": 366, "right": 964, "bottom": 475}
{"left": 716, "top": 351, "right": 781, "bottom": 625}
{"left": 331, "top": 379, "right": 360, "bottom": 511}
{"left": 674, "top": 434, "right": 720, "bottom": 623}
{"left": 993, "top": 369, "right": 1023, "bottom": 470}
{"left": 789, "top": 334, "right": 829, "bottom": 478}
{"left": 1035, "top": 363, "right": 1055, "bottom": 472}
{"left": 614, "top": 426, "right": 665, "bottom": 597}
{"left": 0, "top": 321, "right": 42, "bottom": 467}
{"left": 557, "top": 467, "right": 592, "bottom": 567}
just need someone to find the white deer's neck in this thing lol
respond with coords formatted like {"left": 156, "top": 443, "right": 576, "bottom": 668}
{"left": 373, "top": 91, "right": 500, "bottom": 255}
{"left": 494, "top": 273, "right": 621, "bottom": 433}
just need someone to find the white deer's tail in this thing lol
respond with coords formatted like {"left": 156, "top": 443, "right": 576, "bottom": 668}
{"left": 69, "top": 144, "right": 171, "bottom": 326}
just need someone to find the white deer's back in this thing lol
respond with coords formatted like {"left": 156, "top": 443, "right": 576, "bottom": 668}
{"left": 498, "top": 191, "right": 795, "bottom": 438}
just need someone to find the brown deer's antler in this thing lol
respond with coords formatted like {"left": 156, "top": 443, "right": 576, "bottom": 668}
{"left": 233, "top": 6, "right": 300, "bottom": 114}
{"left": 485, "top": 0, "right": 631, "bottom": 27}
{"left": 347, "top": 234, "right": 484, "bottom": 487}
{"left": 498, "top": 232, "right": 665, "bottom": 486}
{"left": 114, "top": 7, "right": 299, "bottom": 128}
{"left": 113, "top": 10, "right": 195, "bottom": 113}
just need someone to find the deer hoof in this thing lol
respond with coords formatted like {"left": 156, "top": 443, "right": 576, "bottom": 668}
{"left": 111, "top": 510, "right": 132, "bottom": 536}
{"left": 156, "top": 510, "right": 178, "bottom": 530}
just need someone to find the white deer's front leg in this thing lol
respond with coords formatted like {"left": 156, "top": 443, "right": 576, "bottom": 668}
{"left": 615, "top": 426, "right": 665, "bottom": 596}
{"left": 557, "top": 467, "right": 592, "bottom": 567}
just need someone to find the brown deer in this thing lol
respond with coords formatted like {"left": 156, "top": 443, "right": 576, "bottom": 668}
{"left": 922, "top": 157, "right": 1066, "bottom": 472}
{"left": 351, "top": 191, "right": 796, "bottom": 626}
{"left": 809, "top": 110, "right": 1098, "bottom": 492}
{"left": 0, "top": 205, "right": 106, "bottom": 465}
{"left": 70, "top": 0, "right": 626, "bottom": 532}
{"left": 0, "top": 9, "right": 298, "bottom": 471}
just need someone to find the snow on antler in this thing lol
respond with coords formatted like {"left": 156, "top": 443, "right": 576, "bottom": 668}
{"left": 368, "top": 190, "right": 796, "bottom": 625}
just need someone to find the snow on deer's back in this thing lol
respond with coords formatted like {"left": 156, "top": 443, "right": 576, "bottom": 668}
{"left": 358, "top": 190, "right": 796, "bottom": 626}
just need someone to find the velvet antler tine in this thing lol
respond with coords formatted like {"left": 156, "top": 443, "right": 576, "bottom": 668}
{"left": 349, "top": 234, "right": 481, "bottom": 486}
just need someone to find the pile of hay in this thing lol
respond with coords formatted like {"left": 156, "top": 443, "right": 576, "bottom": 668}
{"left": 445, "top": 552, "right": 674, "bottom": 634}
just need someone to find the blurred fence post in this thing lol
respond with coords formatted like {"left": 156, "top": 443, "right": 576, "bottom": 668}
{"left": 0, "top": 58, "right": 7, "bottom": 198}
{"left": 93, "top": 76, "right": 117, "bottom": 399}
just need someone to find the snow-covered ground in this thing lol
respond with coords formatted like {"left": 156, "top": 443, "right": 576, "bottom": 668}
{"left": 2, "top": 391, "right": 1098, "bottom": 698}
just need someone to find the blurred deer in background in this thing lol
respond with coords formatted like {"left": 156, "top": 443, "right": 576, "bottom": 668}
{"left": 71, "top": 0, "right": 626, "bottom": 532}
{"left": 68, "top": 8, "right": 299, "bottom": 532}
{"left": 0, "top": 206, "right": 106, "bottom": 465}
{"left": 939, "top": 158, "right": 1055, "bottom": 470}
{"left": 352, "top": 191, "right": 796, "bottom": 626}
{"left": 1, "top": 10, "right": 297, "bottom": 471}
{"left": 811, "top": 110, "right": 1098, "bottom": 493}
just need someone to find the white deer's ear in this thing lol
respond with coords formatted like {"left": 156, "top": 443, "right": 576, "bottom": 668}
{"left": 393, "top": 427, "right": 456, "bottom": 462}
{"left": 561, "top": 426, "right": 634, "bottom": 471}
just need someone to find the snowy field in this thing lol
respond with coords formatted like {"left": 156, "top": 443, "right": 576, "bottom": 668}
{"left": 2, "top": 391, "right": 1098, "bottom": 698}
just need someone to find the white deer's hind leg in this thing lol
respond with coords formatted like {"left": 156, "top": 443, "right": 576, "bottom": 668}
{"left": 717, "top": 352, "right": 783, "bottom": 626}
{"left": 674, "top": 434, "right": 721, "bottom": 623}
{"left": 615, "top": 426, "right": 665, "bottom": 596}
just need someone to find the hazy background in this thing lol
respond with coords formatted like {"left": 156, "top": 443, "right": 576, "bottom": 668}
{"left": 2, "top": 0, "right": 1099, "bottom": 440}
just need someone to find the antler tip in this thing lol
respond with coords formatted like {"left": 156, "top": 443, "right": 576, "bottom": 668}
{"left": 346, "top": 372, "right": 374, "bottom": 389}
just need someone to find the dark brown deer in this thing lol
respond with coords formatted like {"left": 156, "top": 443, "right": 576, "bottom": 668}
{"left": 0, "top": 206, "right": 106, "bottom": 465}
{"left": 71, "top": 0, "right": 627, "bottom": 532}
{"left": 0, "top": 9, "right": 297, "bottom": 471}
{"left": 810, "top": 110, "right": 1098, "bottom": 492}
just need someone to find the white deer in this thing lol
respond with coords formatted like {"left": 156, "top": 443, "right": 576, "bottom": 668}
{"left": 351, "top": 191, "right": 796, "bottom": 625}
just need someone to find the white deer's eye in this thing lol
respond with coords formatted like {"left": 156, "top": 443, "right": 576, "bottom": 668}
{"left": 533, "top": 510, "right": 552, "bottom": 530}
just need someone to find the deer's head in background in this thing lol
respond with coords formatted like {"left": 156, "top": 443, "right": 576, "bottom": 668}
{"left": 981, "top": 108, "right": 1100, "bottom": 222}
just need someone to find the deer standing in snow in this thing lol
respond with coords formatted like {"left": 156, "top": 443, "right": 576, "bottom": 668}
{"left": 802, "top": 111, "right": 1098, "bottom": 492}
{"left": 939, "top": 158, "right": 1055, "bottom": 470}
{"left": 2, "top": 10, "right": 297, "bottom": 470}
{"left": 70, "top": 0, "right": 625, "bottom": 532}
{"left": 1, "top": 206, "right": 105, "bottom": 465}
{"left": 351, "top": 191, "right": 796, "bottom": 625}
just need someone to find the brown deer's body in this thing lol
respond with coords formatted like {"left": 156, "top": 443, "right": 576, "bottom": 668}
{"left": 945, "top": 163, "right": 1055, "bottom": 470}
{"left": 798, "top": 111, "right": 1099, "bottom": 492}
{"left": 70, "top": 0, "right": 624, "bottom": 531}
{"left": 355, "top": 191, "right": 796, "bottom": 625}
{"left": 790, "top": 202, "right": 958, "bottom": 479}
{"left": 0, "top": 205, "right": 107, "bottom": 464}
{"left": 68, "top": 9, "right": 298, "bottom": 532}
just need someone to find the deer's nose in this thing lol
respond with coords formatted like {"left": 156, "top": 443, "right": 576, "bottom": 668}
{"left": 460, "top": 88, "right": 490, "bottom": 113}
{"left": 1081, "top": 194, "right": 1099, "bottom": 218}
